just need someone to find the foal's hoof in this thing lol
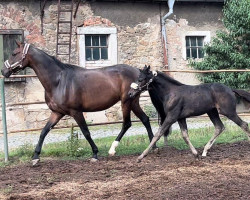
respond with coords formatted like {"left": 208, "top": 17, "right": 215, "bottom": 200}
{"left": 137, "top": 155, "right": 144, "bottom": 163}
{"left": 32, "top": 159, "right": 40, "bottom": 166}
{"left": 90, "top": 158, "right": 98, "bottom": 162}
{"left": 152, "top": 147, "right": 160, "bottom": 154}
{"left": 193, "top": 154, "right": 201, "bottom": 160}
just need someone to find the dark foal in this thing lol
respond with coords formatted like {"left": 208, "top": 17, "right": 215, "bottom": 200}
{"left": 1, "top": 42, "right": 155, "bottom": 165}
{"left": 129, "top": 65, "right": 250, "bottom": 162}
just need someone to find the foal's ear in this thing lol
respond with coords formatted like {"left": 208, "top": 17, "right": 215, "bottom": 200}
{"left": 146, "top": 65, "right": 151, "bottom": 73}
{"left": 15, "top": 40, "right": 22, "bottom": 47}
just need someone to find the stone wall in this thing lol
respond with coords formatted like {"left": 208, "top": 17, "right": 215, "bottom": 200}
{"left": 0, "top": 1, "right": 224, "bottom": 132}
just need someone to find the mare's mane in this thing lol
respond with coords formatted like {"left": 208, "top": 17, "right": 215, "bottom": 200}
{"left": 35, "top": 46, "right": 81, "bottom": 70}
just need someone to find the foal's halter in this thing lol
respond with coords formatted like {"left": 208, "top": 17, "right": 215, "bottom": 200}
{"left": 130, "top": 71, "right": 158, "bottom": 92}
{"left": 4, "top": 43, "right": 30, "bottom": 71}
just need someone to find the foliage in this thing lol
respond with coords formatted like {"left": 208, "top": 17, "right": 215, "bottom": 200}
{"left": 190, "top": 0, "right": 250, "bottom": 89}
{"left": 66, "top": 126, "right": 81, "bottom": 157}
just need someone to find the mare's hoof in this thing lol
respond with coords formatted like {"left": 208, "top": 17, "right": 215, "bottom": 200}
{"left": 108, "top": 151, "right": 116, "bottom": 157}
{"left": 90, "top": 158, "right": 98, "bottom": 162}
{"left": 32, "top": 159, "right": 40, "bottom": 166}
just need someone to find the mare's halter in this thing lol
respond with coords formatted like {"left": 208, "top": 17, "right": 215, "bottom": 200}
{"left": 130, "top": 71, "right": 158, "bottom": 92}
{"left": 4, "top": 43, "right": 30, "bottom": 71}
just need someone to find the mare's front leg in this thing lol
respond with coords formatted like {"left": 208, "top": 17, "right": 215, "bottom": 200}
{"left": 109, "top": 102, "right": 131, "bottom": 156}
{"left": 32, "top": 112, "right": 64, "bottom": 166}
{"left": 72, "top": 111, "right": 99, "bottom": 161}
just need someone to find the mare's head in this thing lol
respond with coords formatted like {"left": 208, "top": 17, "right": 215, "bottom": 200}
{"left": 1, "top": 41, "right": 30, "bottom": 78}
{"left": 128, "top": 65, "right": 157, "bottom": 98}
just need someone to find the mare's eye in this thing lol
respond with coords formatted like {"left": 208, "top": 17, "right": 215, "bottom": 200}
{"left": 12, "top": 53, "right": 17, "bottom": 56}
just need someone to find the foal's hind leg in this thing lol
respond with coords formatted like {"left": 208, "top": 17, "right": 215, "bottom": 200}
{"left": 226, "top": 113, "right": 250, "bottom": 141}
{"left": 202, "top": 109, "right": 225, "bottom": 157}
{"left": 108, "top": 102, "right": 132, "bottom": 156}
{"left": 72, "top": 112, "right": 99, "bottom": 161}
{"left": 178, "top": 118, "right": 198, "bottom": 156}
{"left": 32, "top": 112, "right": 64, "bottom": 166}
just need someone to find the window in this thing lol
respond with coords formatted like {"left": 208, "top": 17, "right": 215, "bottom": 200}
{"left": 186, "top": 36, "right": 204, "bottom": 59}
{"left": 85, "top": 35, "right": 108, "bottom": 61}
{"left": 182, "top": 31, "right": 210, "bottom": 60}
{"left": 77, "top": 27, "right": 117, "bottom": 68}
{"left": 0, "top": 29, "right": 25, "bottom": 81}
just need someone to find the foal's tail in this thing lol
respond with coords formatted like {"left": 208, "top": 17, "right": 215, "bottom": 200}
{"left": 233, "top": 89, "right": 250, "bottom": 103}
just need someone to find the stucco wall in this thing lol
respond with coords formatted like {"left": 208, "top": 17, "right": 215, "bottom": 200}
{"left": 0, "top": 1, "right": 224, "bottom": 132}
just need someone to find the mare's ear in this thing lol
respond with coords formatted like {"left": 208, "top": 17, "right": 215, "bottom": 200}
{"left": 143, "top": 65, "right": 148, "bottom": 71}
{"left": 15, "top": 40, "right": 22, "bottom": 47}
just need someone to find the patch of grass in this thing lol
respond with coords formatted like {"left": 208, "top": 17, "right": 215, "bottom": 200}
{"left": 0, "top": 123, "right": 248, "bottom": 167}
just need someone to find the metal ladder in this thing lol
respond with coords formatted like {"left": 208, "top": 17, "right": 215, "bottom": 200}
{"left": 56, "top": 0, "right": 73, "bottom": 63}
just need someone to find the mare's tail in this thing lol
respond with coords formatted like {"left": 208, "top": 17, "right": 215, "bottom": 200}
{"left": 233, "top": 89, "right": 250, "bottom": 103}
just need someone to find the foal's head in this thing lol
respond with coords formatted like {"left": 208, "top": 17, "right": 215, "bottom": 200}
{"left": 1, "top": 40, "right": 30, "bottom": 78}
{"left": 128, "top": 65, "right": 157, "bottom": 98}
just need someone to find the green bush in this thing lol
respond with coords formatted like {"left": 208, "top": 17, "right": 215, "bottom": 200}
{"left": 190, "top": 0, "right": 250, "bottom": 89}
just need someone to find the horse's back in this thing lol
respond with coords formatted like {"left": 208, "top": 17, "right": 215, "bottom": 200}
{"left": 62, "top": 64, "right": 139, "bottom": 111}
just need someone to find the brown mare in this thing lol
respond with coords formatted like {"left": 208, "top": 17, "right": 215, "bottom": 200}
{"left": 129, "top": 65, "right": 250, "bottom": 162}
{"left": 1, "top": 42, "right": 155, "bottom": 165}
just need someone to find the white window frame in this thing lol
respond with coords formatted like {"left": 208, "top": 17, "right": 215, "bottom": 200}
{"left": 182, "top": 31, "right": 211, "bottom": 60}
{"left": 77, "top": 27, "right": 117, "bottom": 68}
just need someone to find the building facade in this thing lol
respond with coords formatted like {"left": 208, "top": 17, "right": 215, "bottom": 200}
{"left": 0, "top": 0, "right": 224, "bottom": 132}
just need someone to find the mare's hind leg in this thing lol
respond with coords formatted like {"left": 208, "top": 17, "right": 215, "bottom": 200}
{"left": 72, "top": 112, "right": 99, "bottom": 161}
{"left": 202, "top": 109, "right": 225, "bottom": 157}
{"left": 178, "top": 118, "right": 198, "bottom": 156}
{"left": 108, "top": 102, "right": 132, "bottom": 156}
{"left": 131, "top": 99, "right": 157, "bottom": 150}
{"left": 225, "top": 113, "right": 250, "bottom": 141}
{"left": 32, "top": 112, "right": 64, "bottom": 166}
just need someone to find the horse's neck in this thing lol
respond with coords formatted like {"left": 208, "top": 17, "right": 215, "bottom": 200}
{"left": 29, "top": 48, "right": 63, "bottom": 92}
{"left": 149, "top": 73, "right": 182, "bottom": 100}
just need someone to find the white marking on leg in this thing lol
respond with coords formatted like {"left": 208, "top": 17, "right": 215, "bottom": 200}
{"left": 202, "top": 127, "right": 223, "bottom": 157}
{"left": 108, "top": 141, "right": 120, "bottom": 156}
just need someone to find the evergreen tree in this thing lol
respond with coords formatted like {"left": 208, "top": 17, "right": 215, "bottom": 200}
{"left": 190, "top": 0, "right": 250, "bottom": 89}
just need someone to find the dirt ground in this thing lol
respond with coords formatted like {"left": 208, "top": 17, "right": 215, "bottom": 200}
{"left": 0, "top": 141, "right": 250, "bottom": 200}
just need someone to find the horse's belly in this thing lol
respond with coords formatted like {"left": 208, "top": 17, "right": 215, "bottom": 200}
{"left": 81, "top": 96, "right": 120, "bottom": 112}
{"left": 181, "top": 100, "right": 215, "bottom": 118}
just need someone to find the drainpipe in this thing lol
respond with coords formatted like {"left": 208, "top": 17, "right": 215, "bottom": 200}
{"left": 161, "top": 0, "right": 175, "bottom": 68}
{"left": 1, "top": 78, "right": 8, "bottom": 162}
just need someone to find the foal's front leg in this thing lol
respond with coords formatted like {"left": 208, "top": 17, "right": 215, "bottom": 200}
{"left": 72, "top": 112, "right": 99, "bottom": 161}
{"left": 32, "top": 112, "right": 64, "bottom": 166}
{"left": 178, "top": 119, "right": 198, "bottom": 156}
{"left": 137, "top": 118, "right": 173, "bottom": 162}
